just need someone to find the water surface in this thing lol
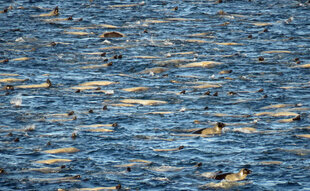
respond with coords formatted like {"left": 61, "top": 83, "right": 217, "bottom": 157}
{"left": 0, "top": 0, "right": 310, "bottom": 190}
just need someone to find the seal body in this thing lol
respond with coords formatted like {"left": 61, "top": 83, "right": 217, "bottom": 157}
{"left": 193, "top": 122, "right": 225, "bottom": 135}
{"left": 214, "top": 168, "right": 252, "bottom": 181}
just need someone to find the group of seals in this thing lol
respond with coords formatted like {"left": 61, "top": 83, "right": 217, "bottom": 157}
{"left": 192, "top": 123, "right": 252, "bottom": 181}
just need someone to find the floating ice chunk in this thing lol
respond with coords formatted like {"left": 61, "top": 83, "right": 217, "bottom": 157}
{"left": 57, "top": 54, "right": 64, "bottom": 59}
{"left": 24, "top": 124, "right": 36, "bottom": 131}
{"left": 179, "top": 107, "right": 186, "bottom": 112}
{"left": 252, "top": 119, "right": 258, "bottom": 123}
{"left": 240, "top": 75, "right": 248, "bottom": 80}
{"left": 102, "top": 40, "right": 111, "bottom": 44}
{"left": 105, "top": 90, "right": 114, "bottom": 95}
{"left": 163, "top": 40, "right": 173, "bottom": 46}
{"left": 15, "top": 37, "right": 25, "bottom": 42}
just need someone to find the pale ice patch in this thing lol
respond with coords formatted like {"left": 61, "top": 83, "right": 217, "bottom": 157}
{"left": 240, "top": 75, "right": 248, "bottom": 80}
{"left": 105, "top": 90, "right": 114, "bottom": 95}
{"left": 140, "top": 22, "right": 149, "bottom": 27}
{"left": 56, "top": 53, "right": 64, "bottom": 59}
{"left": 126, "top": 20, "right": 148, "bottom": 28}
{"left": 179, "top": 107, "right": 186, "bottom": 112}
{"left": 102, "top": 40, "right": 111, "bottom": 44}
{"left": 163, "top": 40, "right": 174, "bottom": 46}
{"left": 225, "top": 15, "right": 235, "bottom": 19}
{"left": 152, "top": 177, "right": 169, "bottom": 181}
{"left": 15, "top": 37, "right": 25, "bottom": 42}
{"left": 209, "top": 74, "right": 216, "bottom": 79}
{"left": 10, "top": 93, "right": 22, "bottom": 107}
{"left": 24, "top": 124, "right": 36, "bottom": 131}
{"left": 252, "top": 119, "right": 258, "bottom": 123}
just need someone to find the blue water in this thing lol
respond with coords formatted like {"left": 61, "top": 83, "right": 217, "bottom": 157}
{"left": 1, "top": 0, "right": 310, "bottom": 190}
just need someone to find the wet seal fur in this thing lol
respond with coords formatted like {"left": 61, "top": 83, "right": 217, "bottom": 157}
{"left": 13, "top": 79, "right": 52, "bottom": 89}
{"left": 99, "top": 31, "right": 125, "bottom": 38}
{"left": 212, "top": 168, "right": 252, "bottom": 181}
{"left": 0, "top": 168, "right": 5, "bottom": 174}
{"left": 34, "top": 6, "right": 59, "bottom": 17}
{"left": 193, "top": 122, "right": 225, "bottom": 135}
{"left": 3, "top": 85, "right": 14, "bottom": 90}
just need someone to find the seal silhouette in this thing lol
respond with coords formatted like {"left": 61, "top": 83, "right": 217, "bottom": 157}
{"left": 213, "top": 168, "right": 252, "bottom": 181}
{"left": 193, "top": 122, "right": 225, "bottom": 135}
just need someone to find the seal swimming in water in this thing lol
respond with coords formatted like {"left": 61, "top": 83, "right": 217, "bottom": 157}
{"left": 34, "top": 6, "right": 59, "bottom": 17}
{"left": 4, "top": 85, "right": 14, "bottom": 90}
{"left": 212, "top": 168, "right": 252, "bottom": 181}
{"left": 99, "top": 31, "right": 125, "bottom": 38}
{"left": 193, "top": 122, "right": 225, "bottom": 135}
{"left": 46, "top": 79, "right": 52, "bottom": 87}
{"left": 53, "top": 6, "right": 59, "bottom": 15}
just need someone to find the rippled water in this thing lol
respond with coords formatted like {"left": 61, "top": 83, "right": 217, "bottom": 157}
{"left": 1, "top": 0, "right": 310, "bottom": 190}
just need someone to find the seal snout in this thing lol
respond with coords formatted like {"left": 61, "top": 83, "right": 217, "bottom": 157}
{"left": 217, "top": 122, "right": 225, "bottom": 128}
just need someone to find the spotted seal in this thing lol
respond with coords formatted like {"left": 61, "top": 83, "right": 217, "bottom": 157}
{"left": 213, "top": 168, "right": 252, "bottom": 181}
{"left": 193, "top": 122, "right": 225, "bottom": 135}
